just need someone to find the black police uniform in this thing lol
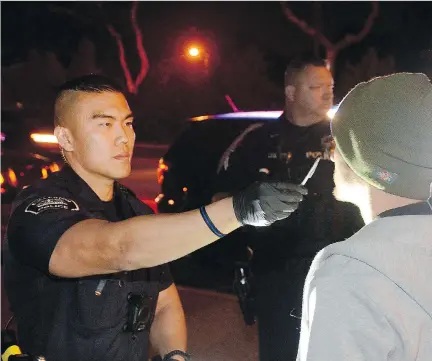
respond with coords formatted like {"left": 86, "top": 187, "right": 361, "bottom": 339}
{"left": 214, "top": 114, "right": 364, "bottom": 361}
{"left": 3, "top": 165, "right": 172, "bottom": 361}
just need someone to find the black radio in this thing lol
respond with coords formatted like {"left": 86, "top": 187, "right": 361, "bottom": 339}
{"left": 123, "top": 293, "right": 154, "bottom": 333}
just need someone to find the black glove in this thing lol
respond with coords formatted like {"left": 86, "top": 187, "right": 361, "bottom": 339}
{"left": 233, "top": 182, "right": 307, "bottom": 227}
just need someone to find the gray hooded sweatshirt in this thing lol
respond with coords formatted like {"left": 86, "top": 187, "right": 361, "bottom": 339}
{"left": 297, "top": 203, "right": 432, "bottom": 361}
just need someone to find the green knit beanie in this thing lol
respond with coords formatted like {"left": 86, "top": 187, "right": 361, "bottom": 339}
{"left": 332, "top": 73, "right": 432, "bottom": 200}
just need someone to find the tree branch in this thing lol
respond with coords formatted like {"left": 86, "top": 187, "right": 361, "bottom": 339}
{"left": 50, "top": 3, "right": 149, "bottom": 94}
{"left": 225, "top": 94, "right": 239, "bottom": 112}
{"left": 131, "top": 1, "right": 149, "bottom": 90}
{"left": 106, "top": 24, "right": 136, "bottom": 93}
{"left": 280, "top": 2, "right": 333, "bottom": 49}
{"left": 334, "top": 2, "right": 379, "bottom": 52}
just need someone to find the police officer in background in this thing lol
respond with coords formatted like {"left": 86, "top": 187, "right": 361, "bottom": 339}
{"left": 3, "top": 75, "right": 307, "bottom": 361}
{"left": 213, "top": 56, "right": 364, "bottom": 361}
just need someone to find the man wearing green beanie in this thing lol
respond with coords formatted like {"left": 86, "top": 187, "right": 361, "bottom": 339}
{"left": 297, "top": 72, "right": 432, "bottom": 360}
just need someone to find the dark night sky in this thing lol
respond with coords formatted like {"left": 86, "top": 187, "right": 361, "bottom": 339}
{"left": 2, "top": 2, "right": 432, "bottom": 82}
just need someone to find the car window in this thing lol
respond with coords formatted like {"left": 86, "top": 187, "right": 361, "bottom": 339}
{"left": 165, "top": 118, "right": 259, "bottom": 168}
{"left": 160, "top": 117, "right": 268, "bottom": 211}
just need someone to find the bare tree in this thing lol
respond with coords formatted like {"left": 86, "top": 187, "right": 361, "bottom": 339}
{"left": 280, "top": 1, "right": 379, "bottom": 74}
{"left": 49, "top": 2, "right": 149, "bottom": 94}
{"left": 103, "top": 2, "right": 149, "bottom": 94}
{"left": 225, "top": 95, "right": 239, "bottom": 112}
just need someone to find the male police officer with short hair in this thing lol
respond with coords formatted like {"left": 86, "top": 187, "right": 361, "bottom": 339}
{"left": 3, "top": 74, "right": 307, "bottom": 361}
{"left": 213, "top": 56, "right": 364, "bottom": 361}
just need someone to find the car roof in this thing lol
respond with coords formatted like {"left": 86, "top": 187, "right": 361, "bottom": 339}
{"left": 189, "top": 107, "right": 338, "bottom": 122}
{"left": 189, "top": 111, "right": 283, "bottom": 122}
{"left": 1, "top": 149, "right": 52, "bottom": 162}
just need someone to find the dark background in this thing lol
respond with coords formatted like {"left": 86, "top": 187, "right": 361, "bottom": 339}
{"left": 2, "top": 2, "right": 432, "bottom": 142}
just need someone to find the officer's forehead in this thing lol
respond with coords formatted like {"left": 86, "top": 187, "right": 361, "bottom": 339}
{"left": 298, "top": 66, "right": 333, "bottom": 85}
{"left": 55, "top": 91, "right": 129, "bottom": 123}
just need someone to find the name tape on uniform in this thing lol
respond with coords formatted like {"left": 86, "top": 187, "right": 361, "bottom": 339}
{"left": 25, "top": 197, "right": 79, "bottom": 215}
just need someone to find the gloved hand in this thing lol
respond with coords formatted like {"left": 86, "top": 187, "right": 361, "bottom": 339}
{"left": 233, "top": 182, "right": 307, "bottom": 227}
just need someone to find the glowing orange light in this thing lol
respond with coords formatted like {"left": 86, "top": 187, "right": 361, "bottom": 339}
{"left": 8, "top": 169, "right": 18, "bottom": 187}
{"left": 190, "top": 115, "right": 210, "bottom": 122}
{"left": 168, "top": 200, "right": 175, "bottom": 205}
{"left": 157, "top": 158, "right": 169, "bottom": 184}
{"left": 0, "top": 173, "right": 4, "bottom": 185}
{"left": 188, "top": 47, "right": 200, "bottom": 57}
{"left": 30, "top": 133, "right": 58, "bottom": 144}
{"left": 183, "top": 187, "right": 188, "bottom": 192}
{"left": 50, "top": 163, "right": 60, "bottom": 173}
{"left": 154, "top": 193, "right": 165, "bottom": 203}
{"left": 41, "top": 168, "right": 48, "bottom": 179}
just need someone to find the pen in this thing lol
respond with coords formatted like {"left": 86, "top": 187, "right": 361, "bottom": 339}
{"left": 301, "top": 158, "right": 321, "bottom": 186}
{"left": 95, "top": 280, "right": 107, "bottom": 296}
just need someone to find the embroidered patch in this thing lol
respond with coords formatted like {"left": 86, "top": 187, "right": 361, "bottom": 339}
{"left": 373, "top": 167, "right": 399, "bottom": 185}
{"left": 321, "top": 135, "right": 335, "bottom": 160}
{"left": 25, "top": 197, "right": 79, "bottom": 215}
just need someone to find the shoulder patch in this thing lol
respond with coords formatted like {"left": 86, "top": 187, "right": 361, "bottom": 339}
{"left": 25, "top": 197, "right": 79, "bottom": 215}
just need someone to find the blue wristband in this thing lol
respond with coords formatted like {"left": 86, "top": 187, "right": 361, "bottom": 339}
{"left": 199, "top": 206, "right": 226, "bottom": 238}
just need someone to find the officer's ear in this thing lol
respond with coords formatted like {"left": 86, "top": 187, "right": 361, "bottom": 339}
{"left": 285, "top": 85, "right": 296, "bottom": 102}
{"left": 54, "top": 126, "right": 74, "bottom": 152}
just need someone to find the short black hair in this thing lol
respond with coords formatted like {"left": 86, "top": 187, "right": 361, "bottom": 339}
{"left": 284, "top": 55, "right": 328, "bottom": 87}
{"left": 54, "top": 74, "right": 124, "bottom": 126}
{"left": 55, "top": 74, "right": 124, "bottom": 96}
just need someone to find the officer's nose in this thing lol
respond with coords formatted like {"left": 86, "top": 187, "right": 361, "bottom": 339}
{"left": 115, "top": 125, "right": 129, "bottom": 145}
{"left": 323, "top": 86, "right": 334, "bottom": 101}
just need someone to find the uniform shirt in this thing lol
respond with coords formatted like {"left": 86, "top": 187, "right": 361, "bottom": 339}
{"left": 216, "top": 114, "right": 335, "bottom": 195}
{"left": 214, "top": 114, "right": 364, "bottom": 271}
{"left": 3, "top": 165, "right": 172, "bottom": 361}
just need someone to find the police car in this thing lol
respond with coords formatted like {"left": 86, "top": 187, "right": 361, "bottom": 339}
{"left": 1, "top": 121, "right": 62, "bottom": 231}
{"left": 156, "top": 111, "right": 276, "bottom": 214}
{"left": 156, "top": 108, "right": 337, "bottom": 214}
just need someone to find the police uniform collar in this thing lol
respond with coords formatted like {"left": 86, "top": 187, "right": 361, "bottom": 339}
{"left": 278, "top": 112, "right": 327, "bottom": 130}
{"left": 58, "top": 165, "right": 125, "bottom": 211}
{"left": 272, "top": 112, "right": 301, "bottom": 134}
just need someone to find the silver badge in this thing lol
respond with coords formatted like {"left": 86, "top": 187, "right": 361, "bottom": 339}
{"left": 25, "top": 197, "right": 79, "bottom": 215}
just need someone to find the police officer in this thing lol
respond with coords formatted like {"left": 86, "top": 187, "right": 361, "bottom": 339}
{"left": 213, "top": 56, "right": 364, "bottom": 361}
{"left": 3, "top": 74, "right": 307, "bottom": 361}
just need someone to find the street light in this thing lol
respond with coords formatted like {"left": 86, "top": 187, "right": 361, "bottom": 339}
{"left": 188, "top": 47, "right": 200, "bottom": 57}
{"left": 181, "top": 43, "right": 211, "bottom": 79}
{"left": 186, "top": 45, "right": 209, "bottom": 70}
